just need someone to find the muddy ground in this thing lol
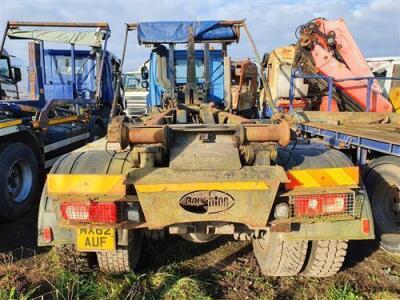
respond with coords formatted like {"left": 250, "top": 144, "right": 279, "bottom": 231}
{"left": 0, "top": 201, "right": 399, "bottom": 299}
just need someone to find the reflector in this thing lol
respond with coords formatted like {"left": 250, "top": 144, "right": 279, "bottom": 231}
{"left": 292, "top": 193, "right": 349, "bottom": 218}
{"left": 362, "top": 219, "right": 370, "bottom": 235}
{"left": 42, "top": 226, "right": 53, "bottom": 243}
{"left": 89, "top": 202, "right": 117, "bottom": 223}
{"left": 60, "top": 202, "right": 89, "bottom": 221}
{"left": 60, "top": 202, "right": 117, "bottom": 223}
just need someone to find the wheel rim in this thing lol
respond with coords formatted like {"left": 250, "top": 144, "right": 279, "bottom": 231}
{"left": 7, "top": 158, "right": 33, "bottom": 203}
{"left": 386, "top": 182, "right": 400, "bottom": 228}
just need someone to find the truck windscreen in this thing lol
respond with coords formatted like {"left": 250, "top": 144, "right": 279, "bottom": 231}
{"left": 55, "top": 56, "right": 85, "bottom": 75}
{"left": 0, "top": 58, "right": 11, "bottom": 78}
{"left": 124, "top": 74, "right": 141, "bottom": 90}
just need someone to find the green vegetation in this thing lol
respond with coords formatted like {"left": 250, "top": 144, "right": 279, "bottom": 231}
{"left": 0, "top": 255, "right": 213, "bottom": 300}
{"left": 326, "top": 282, "right": 363, "bottom": 300}
{"left": 0, "top": 239, "right": 399, "bottom": 299}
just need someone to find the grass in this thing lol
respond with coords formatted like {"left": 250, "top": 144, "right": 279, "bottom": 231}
{"left": 325, "top": 282, "right": 363, "bottom": 300}
{"left": 0, "top": 239, "right": 399, "bottom": 299}
{"left": 2, "top": 271, "right": 395, "bottom": 300}
{"left": 0, "top": 288, "right": 36, "bottom": 300}
{"left": 0, "top": 254, "right": 213, "bottom": 300}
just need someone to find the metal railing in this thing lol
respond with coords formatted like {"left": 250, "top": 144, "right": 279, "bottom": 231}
{"left": 288, "top": 68, "right": 400, "bottom": 112}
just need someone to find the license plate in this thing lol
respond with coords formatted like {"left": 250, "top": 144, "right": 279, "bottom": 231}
{"left": 76, "top": 228, "right": 116, "bottom": 252}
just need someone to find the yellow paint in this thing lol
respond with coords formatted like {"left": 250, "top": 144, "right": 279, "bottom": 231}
{"left": 32, "top": 116, "right": 78, "bottom": 128}
{"left": 76, "top": 228, "right": 115, "bottom": 252}
{"left": 287, "top": 167, "right": 359, "bottom": 188}
{"left": 389, "top": 87, "right": 400, "bottom": 113}
{"left": 47, "top": 174, "right": 126, "bottom": 196}
{"left": 135, "top": 181, "right": 269, "bottom": 193}
{"left": 0, "top": 119, "right": 22, "bottom": 128}
{"left": 260, "top": 45, "right": 296, "bottom": 103}
{"left": 48, "top": 116, "right": 78, "bottom": 125}
{"left": 324, "top": 168, "right": 358, "bottom": 186}
{"left": 289, "top": 170, "right": 321, "bottom": 188}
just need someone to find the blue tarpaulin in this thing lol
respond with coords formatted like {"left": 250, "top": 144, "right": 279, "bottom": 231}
{"left": 137, "top": 21, "right": 238, "bottom": 44}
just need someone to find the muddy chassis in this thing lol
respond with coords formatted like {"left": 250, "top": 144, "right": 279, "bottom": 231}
{"left": 38, "top": 107, "right": 374, "bottom": 277}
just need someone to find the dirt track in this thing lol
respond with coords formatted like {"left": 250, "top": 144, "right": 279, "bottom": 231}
{"left": 0, "top": 202, "right": 399, "bottom": 299}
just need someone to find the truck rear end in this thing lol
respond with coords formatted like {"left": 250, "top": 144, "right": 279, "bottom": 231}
{"left": 38, "top": 19, "right": 373, "bottom": 278}
{"left": 38, "top": 111, "right": 373, "bottom": 277}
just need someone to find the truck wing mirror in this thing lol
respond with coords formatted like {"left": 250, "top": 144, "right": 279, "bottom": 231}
{"left": 141, "top": 80, "right": 149, "bottom": 90}
{"left": 141, "top": 66, "right": 149, "bottom": 80}
{"left": 12, "top": 67, "right": 22, "bottom": 83}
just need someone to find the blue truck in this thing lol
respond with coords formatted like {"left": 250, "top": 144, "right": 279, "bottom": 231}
{"left": 0, "top": 21, "right": 119, "bottom": 220}
{"left": 119, "top": 21, "right": 258, "bottom": 120}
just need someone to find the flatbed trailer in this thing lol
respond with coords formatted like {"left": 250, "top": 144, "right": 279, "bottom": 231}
{"left": 294, "top": 111, "right": 400, "bottom": 253}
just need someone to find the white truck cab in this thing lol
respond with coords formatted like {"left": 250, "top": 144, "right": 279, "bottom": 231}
{"left": 123, "top": 71, "right": 149, "bottom": 116}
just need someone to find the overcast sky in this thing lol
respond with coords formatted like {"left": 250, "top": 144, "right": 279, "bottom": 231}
{"left": 1, "top": 0, "right": 399, "bottom": 72}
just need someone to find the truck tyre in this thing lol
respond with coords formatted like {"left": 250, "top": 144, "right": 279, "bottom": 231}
{"left": 97, "top": 231, "right": 143, "bottom": 273}
{"left": 55, "top": 245, "right": 96, "bottom": 273}
{"left": 0, "top": 142, "right": 39, "bottom": 220}
{"left": 277, "top": 145, "right": 352, "bottom": 170}
{"left": 364, "top": 156, "right": 400, "bottom": 254}
{"left": 301, "top": 240, "right": 348, "bottom": 277}
{"left": 252, "top": 233, "right": 308, "bottom": 276}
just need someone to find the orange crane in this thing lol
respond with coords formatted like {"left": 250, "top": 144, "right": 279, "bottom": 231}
{"left": 292, "top": 18, "right": 393, "bottom": 112}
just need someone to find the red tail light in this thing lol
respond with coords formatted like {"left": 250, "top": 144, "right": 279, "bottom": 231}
{"left": 89, "top": 203, "right": 117, "bottom": 223}
{"left": 292, "top": 193, "right": 349, "bottom": 218}
{"left": 60, "top": 202, "right": 117, "bottom": 223}
{"left": 60, "top": 202, "right": 89, "bottom": 221}
{"left": 42, "top": 226, "right": 53, "bottom": 243}
{"left": 362, "top": 219, "right": 370, "bottom": 235}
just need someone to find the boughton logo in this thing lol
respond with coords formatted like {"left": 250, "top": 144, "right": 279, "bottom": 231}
{"left": 179, "top": 190, "right": 235, "bottom": 214}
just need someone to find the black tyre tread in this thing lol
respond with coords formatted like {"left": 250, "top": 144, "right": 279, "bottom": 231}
{"left": 55, "top": 245, "right": 95, "bottom": 273}
{"left": 363, "top": 156, "right": 400, "bottom": 254}
{"left": 277, "top": 240, "right": 308, "bottom": 276}
{"left": 253, "top": 235, "right": 308, "bottom": 276}
{"left": 97, "top": 249, "right": 131, "bottom": 273}
{"left": 301, "top": 240, "right": 348, "bottom": 277}
{"left": 0, "top": 142, "right": 39, "bottom": 220}
{"left": 96, "top": 231, "right": 143, "bottom": 274}
{"left": 284, "top": 241, "right": 307, "bottom": 274}
{"left": 379, "top": 233, "right": 400, "bottom": 254}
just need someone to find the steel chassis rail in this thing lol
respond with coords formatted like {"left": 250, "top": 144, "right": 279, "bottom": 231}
{"left": 298, "top": 123, "right": 400, "bottom": 166}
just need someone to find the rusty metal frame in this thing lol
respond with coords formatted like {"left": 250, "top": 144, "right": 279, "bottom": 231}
{"left": 0, "top": 20, "right": 111, "bottom": 108}
{"left": 1, "top": 21, "right": 110, "bottom": 55}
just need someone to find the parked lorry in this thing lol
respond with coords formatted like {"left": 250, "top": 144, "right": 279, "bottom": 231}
{"left": 0, "top": 21, "right": 119, "bottom": 220}
{"left": 121, "top": 38, "right": 259, "bottom": 119}
{"left": 0, "top": 49, "right": 21, "bottom": 100}
{"left": 38, "top": 20, "right": 374, "bottom": 277}
{"left": 123, "top": 70, "right": 149, "bottom": 116}
{"left": 261, "top": 18, "right": 400, "bottom": 253}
